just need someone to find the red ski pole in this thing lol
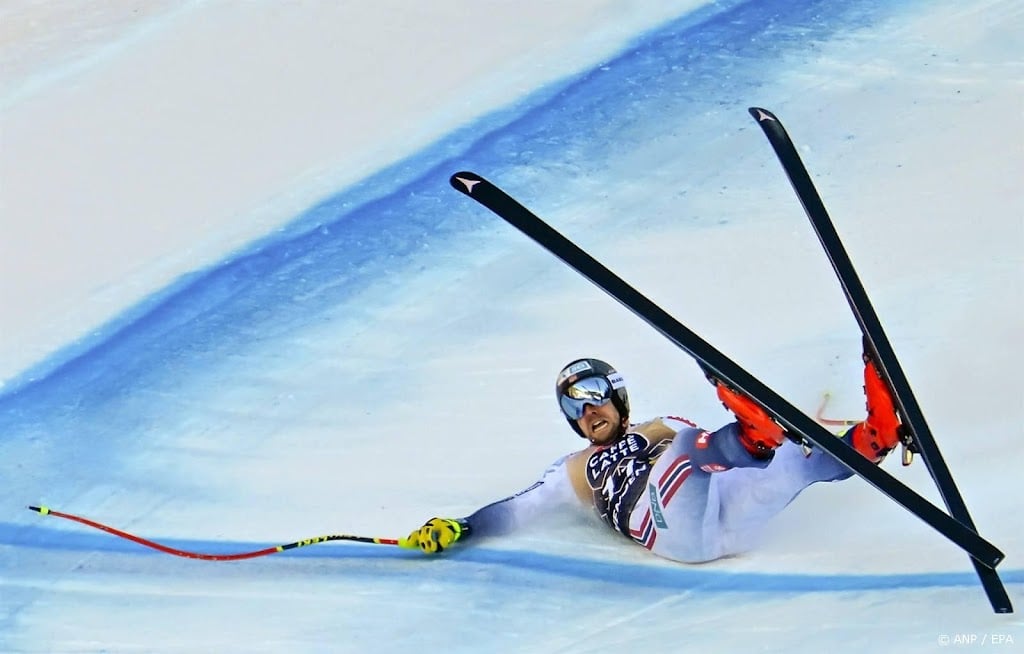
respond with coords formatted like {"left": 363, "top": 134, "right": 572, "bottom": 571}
{"left": 28, "top": 505, "right": 410, "bottom": 561}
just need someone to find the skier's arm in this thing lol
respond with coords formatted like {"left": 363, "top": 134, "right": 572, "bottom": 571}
{"left": 401, "top": 455, "right": 576, "bottom": 554}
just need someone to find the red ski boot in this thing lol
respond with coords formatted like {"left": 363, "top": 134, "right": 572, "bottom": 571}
{"left": 849, "top": 356, "right": 903, "bottom": 463}
{"left": 716, "top": 383, "right": 786, "bottom": 459}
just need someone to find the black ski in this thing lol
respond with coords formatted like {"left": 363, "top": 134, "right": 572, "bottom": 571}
{"left": 748, "top": 106, "right": 1011, "bottom": 613}
{"left": 449, "top": 170, "right": 1003, "bottom": 570}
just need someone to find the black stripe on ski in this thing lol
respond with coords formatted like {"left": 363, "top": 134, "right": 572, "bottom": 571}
{"left": 449, "top": 170, "right": 1003, "bottom": 570}
{"left": 748, "top": 106, "right": 1011, "bottom": 613}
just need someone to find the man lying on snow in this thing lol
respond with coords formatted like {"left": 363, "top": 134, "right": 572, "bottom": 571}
{"left": 401, "top": 354, "right": 901, "bottom": 562}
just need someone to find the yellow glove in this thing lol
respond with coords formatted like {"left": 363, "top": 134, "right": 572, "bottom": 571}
{"left": 401, "top": 517, "right": 469, "bottom": 554}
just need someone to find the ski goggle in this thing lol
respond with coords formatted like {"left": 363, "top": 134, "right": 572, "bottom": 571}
{"left": 559, "top": 376, "right": 614, "bottom": 420}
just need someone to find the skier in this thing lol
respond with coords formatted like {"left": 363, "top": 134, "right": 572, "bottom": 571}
{"left": 401, "top": 355, "right": 902, "bottom": 562}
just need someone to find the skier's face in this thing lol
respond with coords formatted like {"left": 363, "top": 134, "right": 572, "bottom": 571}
{"left": 577, "top": 401, "right": 624, "bottom": 445}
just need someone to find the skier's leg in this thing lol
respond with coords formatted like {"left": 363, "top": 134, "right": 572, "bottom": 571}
{"left": 708, "top": 442, "right": 852, "bottom": 556}
{"left": 630, "top": 424, "right": 851, "bottom": 563}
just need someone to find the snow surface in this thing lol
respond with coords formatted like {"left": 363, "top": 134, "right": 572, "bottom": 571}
{"left": 1, "top": 0, "right": 1022, "bottom": 652}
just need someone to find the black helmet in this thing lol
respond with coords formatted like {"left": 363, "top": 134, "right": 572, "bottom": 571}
{"left": 555, "top": 358, "right": 630, "bottom": 438}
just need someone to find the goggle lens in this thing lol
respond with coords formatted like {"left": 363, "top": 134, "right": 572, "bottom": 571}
{"left": 559, "top": 376, "right": 613, "bottom": 420}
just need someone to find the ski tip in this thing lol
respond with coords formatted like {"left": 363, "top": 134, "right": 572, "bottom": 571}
{"left": 450, "top": 171, "right": 484, "bottom": 195}
{"left": 748, "top": 107, "right": 777, "bottom": 123}
{"left": 28, "top": 505, "right": 48, "bottom": 514}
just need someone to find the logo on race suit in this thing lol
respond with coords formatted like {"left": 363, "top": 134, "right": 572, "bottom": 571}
{"left": 700, "top": 463, "right": 728, "bottom": 473}
{"left": 586, "top": 433, "right": 649, "bottom": 487}
{"left": 597, "top": 455, "right": 653, "bottom": 535}
{"left": 647, "top": 483, "right": 668, "bottom": 529}
{"left": 695, "top": 430, "right": 711, "bottom": 449}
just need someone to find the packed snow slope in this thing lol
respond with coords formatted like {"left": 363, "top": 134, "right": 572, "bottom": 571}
{"left": 1, "top": 0, "right": 1021, "bottom": 652}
